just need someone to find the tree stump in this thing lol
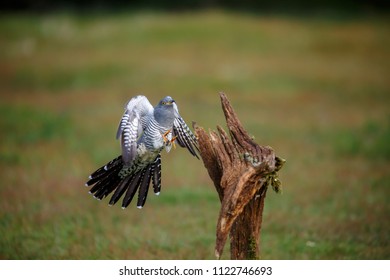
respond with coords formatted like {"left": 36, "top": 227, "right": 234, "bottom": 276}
{"left": 193, "top": 92, "right": 285, "bottom": 260}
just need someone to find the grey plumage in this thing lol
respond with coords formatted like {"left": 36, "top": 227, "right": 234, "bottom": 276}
{"left": 86, "top": 95, "right": 199, "bottom": 209}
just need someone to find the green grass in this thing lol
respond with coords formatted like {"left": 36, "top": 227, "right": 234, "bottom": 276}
{"left": 0, "top": 10, "right": 389, "bottom": 260}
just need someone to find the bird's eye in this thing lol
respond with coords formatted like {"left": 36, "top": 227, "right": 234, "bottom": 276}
{"left": 162, "top": 101, "right": 166, "bottom": 105}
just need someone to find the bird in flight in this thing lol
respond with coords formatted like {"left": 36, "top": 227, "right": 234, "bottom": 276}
{"left": 85, "top": 95, "right": 199, "bottom": 209}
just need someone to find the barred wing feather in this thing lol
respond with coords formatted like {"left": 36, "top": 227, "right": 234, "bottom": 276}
{"left": 173, "top": 117, "right": 199, "bottom": 158}
{"left": 116, "top": 95, "right": 154, "bottom": 164}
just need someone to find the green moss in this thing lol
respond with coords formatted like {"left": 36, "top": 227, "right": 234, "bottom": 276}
{"left": 247, "top": 237, "right": 259, "bottom": 260}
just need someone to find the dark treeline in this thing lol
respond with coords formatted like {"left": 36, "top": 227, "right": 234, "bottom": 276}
{"left": 1, "top": 0, "right": 389, "bottom": 13}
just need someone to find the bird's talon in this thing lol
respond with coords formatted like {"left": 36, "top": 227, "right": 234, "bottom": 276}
{"left": 171, "top": 136, "right": 177, "bottom": 149}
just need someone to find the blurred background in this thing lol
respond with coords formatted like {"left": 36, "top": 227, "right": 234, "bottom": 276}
{"left": 0, "top": 1, "right": 389, "bottom": 259}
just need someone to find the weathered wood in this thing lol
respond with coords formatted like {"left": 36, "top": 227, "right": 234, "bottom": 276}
{"left": 193, "top": 92, "right": 285, "bottom": 259}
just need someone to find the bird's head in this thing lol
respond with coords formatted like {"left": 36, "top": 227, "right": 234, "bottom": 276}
{"left": 159, "top": 96, "right": 175, "bottom": 106}
{"left": 155, "top": 96, "right": 177, "bottom": 126}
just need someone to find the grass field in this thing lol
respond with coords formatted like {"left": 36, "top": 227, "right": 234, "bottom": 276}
{"left": 0, "top": 10, "right": 389, "bottom": 259}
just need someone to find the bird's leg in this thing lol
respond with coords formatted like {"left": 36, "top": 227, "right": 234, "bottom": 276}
{"left": 162, "top": 130, "right": 178, "bottom": 149}
{"left": 161, "top": 129, "right": 171, "bottom": 144}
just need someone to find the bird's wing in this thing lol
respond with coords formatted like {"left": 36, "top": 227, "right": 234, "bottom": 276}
{"left": 116, "top": 95, "right": 154, "bottom": 164}
{"left": 172, "top": 102, "right": 200, "bottom": 158}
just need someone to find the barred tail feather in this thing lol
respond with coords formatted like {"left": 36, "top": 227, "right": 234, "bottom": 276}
{"left": 109, "top": 175, "right": 132, "bottom": 206}
{"left": 86, "top": 156, "right": 123, "bottom": 200}
{"left": 121, "top": 171, "right": 143, "bottom": 208}
{"left": 137, "top": 166, "right": 152, "bottom": 208}
{"left": 86, "top": 154, "right": 162, "bottom": 209}
{"left": 93, "top": 174, "right": 122, "bottom": 200}
{"left": 87, "top": 155, "right": 122, "bottom": 181}
{"left": 152, "top": 154, "right": 162, "bottom": 195}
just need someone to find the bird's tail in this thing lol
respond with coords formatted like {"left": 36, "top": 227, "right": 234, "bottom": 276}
{"left": 85, "top": 154, "right": 162, "bottom": 209}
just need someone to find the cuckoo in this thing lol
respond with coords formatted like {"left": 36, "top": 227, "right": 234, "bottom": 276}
{"left": 85, "top": 95, "right": 199, "bottom": 209}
